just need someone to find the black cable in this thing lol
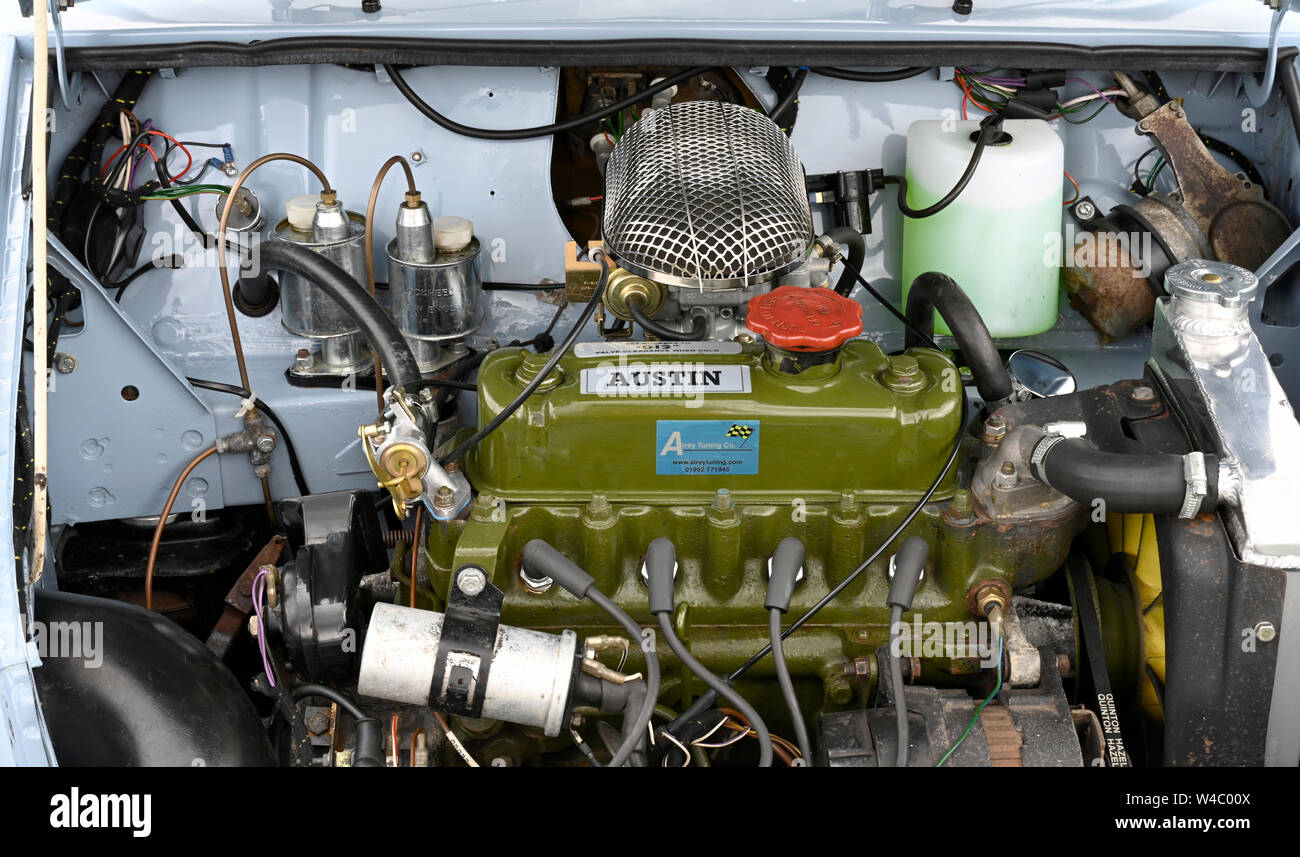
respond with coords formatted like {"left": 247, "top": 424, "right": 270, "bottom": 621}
{"left": 386, "top": 64, "right": 709, "bottom": 141}
{"left": 768, "top": 67, "right": 809, "bottom": 128}
{"left": 848, "top": 267, "right": 939, "bottom": 350}
{"left": 811, "top": 67, "right": 930, "bottom": 82}
{"left": 883, "top": 114, "right": 1003, "bottom": 218}
{"left": 668, "top": 387, "right": 972, "bottom": 735}
{"left": 186, "top": 377, "right": 312, "bottom": 497}
{"left": 769, "top": 608, "right": 811, "bottom": 763}
{"left": 627, "top": 294, "right": 707, "bottom": 341}
{"left": 657, "top": 613, "right": 772, "bottom": 766}
{"left": 437, "top": 251, "right": 609, "bottom": 466}
{"left": 107, "top": 254, "right": 185, "bottom": 302}
{"left": 290, "top": 683, "right": 368, "bottom": 721}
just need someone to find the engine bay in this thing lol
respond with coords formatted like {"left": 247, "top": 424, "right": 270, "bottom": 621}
{"left": 19, "top": 51, "right": 1300, "bottom": 769}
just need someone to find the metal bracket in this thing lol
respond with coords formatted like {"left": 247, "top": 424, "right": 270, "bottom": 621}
{"left": 428, "top": 568, "right": 503, "bottom": 718}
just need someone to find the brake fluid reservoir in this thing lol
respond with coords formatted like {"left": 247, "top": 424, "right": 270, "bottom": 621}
{"left": 900, "top": 119, "right": 1063, "bottom": 338}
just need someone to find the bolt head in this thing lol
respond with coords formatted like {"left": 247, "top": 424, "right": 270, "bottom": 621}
{"left": 457, "top": 567, "right": 487, "bottom": 597}
{"left": 54, "top": 353, "right": 77, "bottom": 374}
{"left": 256, "top": 434, "right": 276, "bottom": 453}
{"left": 1131, "top": 385, "right": 1155, "bottom": 402}
{"left": 1074, "top": 200, "right": 1096, "bottom": 221}
{"left": 1255, "top": 621, "right": 1277, "bottom": 643}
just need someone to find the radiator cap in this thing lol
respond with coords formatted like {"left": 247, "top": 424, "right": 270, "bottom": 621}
{"left": 746, "top": 286, "right": 863, "bottom": 352}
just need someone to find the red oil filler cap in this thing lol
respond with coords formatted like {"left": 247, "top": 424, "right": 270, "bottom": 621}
{"left": 746, "top": 286, "right": 863, "bottom": 352}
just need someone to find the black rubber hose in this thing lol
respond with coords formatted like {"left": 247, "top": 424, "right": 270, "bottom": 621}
{"left": 386, "top": 64, "right": 708, "bottom": 141}
{"left": 884, "top": 114, "right": 1002, "bottom": 219}
{"left": 826, "top": 227, "right": 867, "bottom": 298}
{"left": 438, "top": 252, "right": 609, "bottom": 466}
{"left": 656, "top": 613, "right": 773, "bottom": 767}
{"left": 903, "top": 271, "right": 1013, "bottom": 403}
{"left": 811, "top": 67, "right": 930, "bottom": 82}
{"left": 769, "top": 67, "right": 809, "bottom": 126}
{"left": 1032, "top": 438, "right": 1217, "bottom": 516}
{"left": 258, "top": 240, "right": 422, "bottom": 390}
{"left": 627, "top": 294, "right": 707, "bottom": 341}
{"left": 769, "top": 608, "right": 811, "bottom": 763}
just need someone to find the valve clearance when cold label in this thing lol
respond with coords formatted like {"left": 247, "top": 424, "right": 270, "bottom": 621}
{"left": 655, "top": 420, "right": 760, "bottom": 475}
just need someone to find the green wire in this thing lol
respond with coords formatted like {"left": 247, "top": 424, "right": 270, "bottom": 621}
{"left": 1147, "top": 156, "right": 1168, "bottom": 191}
{"left": 935, "top": 636, "right": 1004, "bottom": 767}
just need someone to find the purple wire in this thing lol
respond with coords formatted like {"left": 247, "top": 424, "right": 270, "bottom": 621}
{"left": 253, "top": 568, "right": 275, "bottom": 687}
{"left": 1066, "top": 77, "right": 1115, "bottom": 104}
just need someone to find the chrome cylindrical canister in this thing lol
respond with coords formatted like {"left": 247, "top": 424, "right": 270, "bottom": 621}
{"left": 272, "top": 196, "right": 368, "bottom": 341}
{"left": 388, "top": 214, "right": 484, "bottom": 369}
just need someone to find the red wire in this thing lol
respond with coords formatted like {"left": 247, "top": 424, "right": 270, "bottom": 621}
{"left": 961, "top": 92, "right": 970, "bottom": 121}
{"left": 1063, "top": 170, "right": 1081, "bottom": 206}
{"left": 141, "top": 130, "right": 194, "bottom": 181}
{"left": 100, "top": 131, "right": 194, "bottom": 182}
{"left": 101, "top": 141, "right": 160, "bottom": 178}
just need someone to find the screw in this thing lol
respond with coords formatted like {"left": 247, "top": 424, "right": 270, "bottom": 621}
{"left": 418, "top": 387, "right": 435, "bottom": 404}
{"left": 434, "top": 485, "right": 456, "bottom": 514}
{"left": 1000, "top": 461, "right": 1016, "bottom": 475}
{"left": 457, "top": 566, "right": 487, "bottom": 597}
{"left": 295, "top": 348, "right": 313, "bottom": 370}
{"left": 1073, "top": 200, "right": 1096, "bottom": 221}
{"left": 994, "top": 460, "right": 1018, "bottom": 490}
{"left": 1131, "top": 385, "right": 1155, "bottom": 402}
{"left": 410, "top": 149, "right": 425, "bottom": 165}
{"left": 712, "top": 488, "right": 733, "bottom": 511}
{"left": 734, "top": 333, "right": 754, "bottom": 344}
{"left": 1255, "top": 621, "right": 1277, "bottom": 643}
{"left": 255, "top": 434, "right": 276, "bottom": 453}
{"left": 54, "top": 353, "right": 77, "bottom": 374}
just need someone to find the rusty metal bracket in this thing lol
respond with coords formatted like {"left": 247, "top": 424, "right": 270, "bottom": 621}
{"left": 205, "top": 534, "right": 287, "bottom": 660}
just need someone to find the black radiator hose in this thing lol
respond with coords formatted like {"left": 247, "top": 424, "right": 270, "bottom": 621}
{"left": 826, "top": 227, "right": 867, "bottom": 298}
{"left": 903, "top": 272, "right": 1014, "bottom": 404}
{"left": 1031, "top": 437, "right": 1218, "bottom": 516}
{"left": 258, "top": 240, "right": 422, "bottom": 390}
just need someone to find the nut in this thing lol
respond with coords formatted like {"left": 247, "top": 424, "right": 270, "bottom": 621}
{"left": 519, "top": 564, "right": 553, "bottom": 594}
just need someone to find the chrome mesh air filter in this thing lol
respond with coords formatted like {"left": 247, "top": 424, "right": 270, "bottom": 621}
{"left": 602, "top": 100, "right": 813, "bottom": 290}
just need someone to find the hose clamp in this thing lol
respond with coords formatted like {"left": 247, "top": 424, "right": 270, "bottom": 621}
{"left": 1179, "top": 452, "right": 1209, "bottom": 519}
{"left": 1028, "top": 433, "right": 1068, "bottom": 484}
